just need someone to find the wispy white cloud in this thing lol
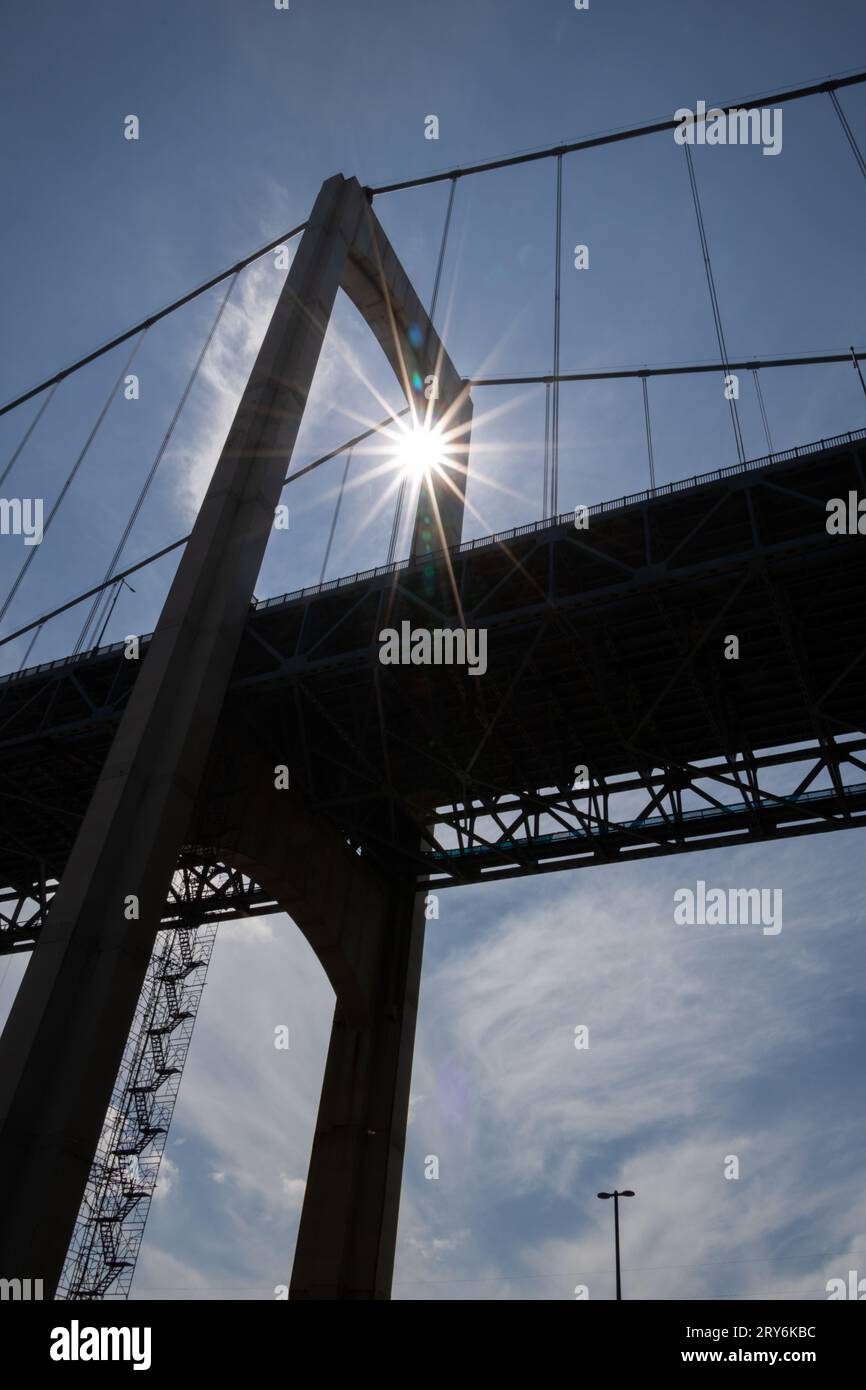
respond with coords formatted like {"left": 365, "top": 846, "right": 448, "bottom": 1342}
{"left": 393, "top": 839, "right": 865, "bottom": 1300}
{"left": 151, "top": 1154, "right": 178, "bottom": 1204}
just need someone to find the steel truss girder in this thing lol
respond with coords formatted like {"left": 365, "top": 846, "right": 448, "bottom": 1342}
{"left": 422, "top": 742, "right": 866, "bottom": 888}
{"left": 0, "top": 857, "right": 277, "bottom": 956}
{"left": 1, "top": 432, "right": 865, "bottom": 905}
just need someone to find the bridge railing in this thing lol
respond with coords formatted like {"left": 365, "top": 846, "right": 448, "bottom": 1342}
{"left": 255, "top": 425, "right": 865, "bottom": 612}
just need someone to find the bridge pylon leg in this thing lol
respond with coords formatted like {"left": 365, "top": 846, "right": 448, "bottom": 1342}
{"left": 0, "top": 168, "right": 471, "bottom": 1301}
{"left": 289, "top": 879, "right": 424, "bottom": 1300}
{"left": 0, "top": 173, "right": 360, "bottom": 1296}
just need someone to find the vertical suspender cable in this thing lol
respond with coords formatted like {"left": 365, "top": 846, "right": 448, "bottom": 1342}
{"left": 389, "top": 178, "right": 458, "bottom": 563}
{"left": 542, "top": 381, "right": 551, "bottom": 518}
{"left": 430, "top": 177, "right": 457, "bottom": 325}
{"left": 551, "top": 152, "right": 563, "bottom": 516}
{"left": 84, "top": 562, "right": 129, "bottom": 655}
{"left": 0, "top": 330, "right": 147, "bottom": 629}
{"left": 851, "top": 345, "right": 866, "bottom": 401}
{"left": 0, "top": 616, "right": 44, "bottom": 719}
{"left": 94, "top": 577, "right": 131, "bottom": 649}
{"left": 828, "top": 91, "right": 866, "bottom": 182}
{"left": 641, "top": 375, "right": 657, "bottom": 493}
{"left": 387, "top": 475, "right": 406, "bottom": 565}
{"left": 0, "top": 381, "right": 60, "bottom": 490}
{"left": 683, "top": 144, "right": 746, "bottom": 465}
{"left": 74, "top": 272, "right": 239, "bottom": 653}
{"left": 751, "top": 368, "right": 774, "bottom": 452}
{"left": 92, "top": 580, "right": 119, "bottom": 650}
{"left": 320, "top": 448, "right": 353, "bottom": 584}
{"left": 16, "top": 622, "right": 43, "bottom": 671}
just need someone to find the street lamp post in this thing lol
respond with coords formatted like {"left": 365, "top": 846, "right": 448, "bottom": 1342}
{"left": 597, "top": 1189, "right": 635, "bottom": 1300}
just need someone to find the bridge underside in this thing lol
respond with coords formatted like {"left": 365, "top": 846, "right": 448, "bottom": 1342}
{"left": 2, "top": 428, "right": 865, "bottom": 953}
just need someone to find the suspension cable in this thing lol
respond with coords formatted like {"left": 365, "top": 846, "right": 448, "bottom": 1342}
{"left": 320, "top": 449, "right": 353, "bottom": 584}
{"left": 542, "top": 382, "right": 551, "bottom": 518}
{"left": 4, "top": 68, "right": 863, "bottom": 427}
{"left": 468, "top": 348, "right": 866, "bottom": 386}
{"left": 0, "top": 382, "right": 60, "bottom": 490}
{"left": 85, "top": 578, "right": 124, "bottom": 657}
{"left": 551, "top": 154, "right": 564, "bottom": 516}
{"left": 73, "top": 273, "right": 239, "bottom": 654}
{"left": 4, "top": 335, "right": 859, "bottom": 656}
{"left": 0, "top": 614, "right": 45, "bottom": 731}
{"left": 751, "top": 368, "right": 774, "bottom": 452}
{"left": 368, "top": 71, "right": 866, "bottom": 196}
{"left": 4, "top": 333, "right": 860, "bottom": 655}
{"left": 387, "top": 475, "right": 406, "bottom": 565}
{"left": 429, "top": 178, "right": 457, "bottom": 325}
{"left": 683, "top": 144, "right": 745, "bottom": 464}
{"left": 94, "top": 577, "right": 132, "bottom": 649}
{"left": 387, "top": 176, "right": 458, "bottom": 556}
{"left": 17, "top": 623, "right": 43, "bottom": 671}
{"left": 0, "top": 536, "right": 188, "bottom": 651}
{"left": 641, "top": 375, "right": 657, "bottom": 492}
{"left": 282, "top": 406, "right": 410, "bottom": 487}
{"left": 828, "top": 90, "right": 866, "bottom": 182}
{"left": 0, "top": 222, "right": 308, "bottom": 420}
{"left": 1, "top": 409, "right": 414, "bottom": 651}
{"left": 0, "top": 331, "right": 147, "bottom": 628}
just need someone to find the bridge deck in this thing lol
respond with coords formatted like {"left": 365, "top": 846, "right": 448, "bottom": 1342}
{"left": 1, "top": 427, "right": 865, "bottom": 911}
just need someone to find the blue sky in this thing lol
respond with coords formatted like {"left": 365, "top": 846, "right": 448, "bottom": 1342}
{"left": 1, "top": 0, "right": 865, "bottom": 1300}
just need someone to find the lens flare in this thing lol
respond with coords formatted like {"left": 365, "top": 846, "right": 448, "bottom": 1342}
{"left": 394, "top": 422, "right": 445, "bottom": 479}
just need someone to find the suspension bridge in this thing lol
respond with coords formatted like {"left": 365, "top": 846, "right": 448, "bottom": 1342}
{"left": 0, "top": 69, "right": 864, "bottom": 1301}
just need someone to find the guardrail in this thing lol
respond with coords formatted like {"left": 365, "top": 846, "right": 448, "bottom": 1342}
{"left": 255, "top": 426, "right": 866, "bottom": 612}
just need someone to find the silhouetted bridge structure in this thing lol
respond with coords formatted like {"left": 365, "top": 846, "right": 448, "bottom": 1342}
{"left": 1, "top": 70, "right": 865, "bottom": 1302}
{"left": 3, "top": 427, "right": 865, "bottom": 956}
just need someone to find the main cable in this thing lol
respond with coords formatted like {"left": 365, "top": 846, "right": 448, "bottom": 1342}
{"left": 468, "top": 348, "right": 866, "bottom": 386}
{"left": 1, "top": 408, "right": 413, "bottom": 652}
{"left": 0, "top": 536, "right": 188, "bottom": 652}
{"left": 7, "top": 73, "right": 863, "bottom": 425}
{"left": 0, "top": 331, "right": 147, "bottom": 628}
{"left": 2, "top": 347, "right": 860, "bottom": 658}
{"left": 73, "top": 272, "right": 240, "bottom": 654}
{"left": 0, "top": 222, "right": 308, "bottom": 420}
{"left": 368, "top": 71, "right": 866, "bottom": 195}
